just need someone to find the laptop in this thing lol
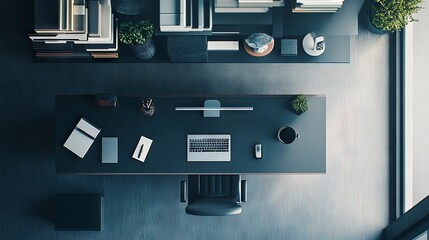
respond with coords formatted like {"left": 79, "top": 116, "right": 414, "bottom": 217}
{"left": 187, "top": 134, "right": 231, "bottom": 161}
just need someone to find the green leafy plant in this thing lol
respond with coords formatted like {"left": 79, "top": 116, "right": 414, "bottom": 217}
{"left": 370, "top": 0, "right": 423, "bottom": 32}
{"left": 119, "top": 20, "right": 154, "bottom": 45}
{"left": 292, "top": 94, "right": 308, "bottom": 113}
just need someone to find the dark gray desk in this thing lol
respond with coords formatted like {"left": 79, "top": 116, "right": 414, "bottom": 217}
{"left": 55, "top": 95, "right": 326, "bottom": 175}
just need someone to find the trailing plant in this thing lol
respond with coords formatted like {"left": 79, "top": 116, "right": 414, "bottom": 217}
{"left": 370, "top": 0, "right": 423, "bottom": 32}
{"left": 119, "top": 20, "right": 154, "bottom": 45}
{"left": 292, "top": 94, "right": 308, "bottom": 113}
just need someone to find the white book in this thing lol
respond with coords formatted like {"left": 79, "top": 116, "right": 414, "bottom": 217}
{"left": 239, "top": 1, "right": 284, "bottom": 7}
{"left": 180, "top": 0, "right": 186, "bottom": 27}
{"left": 239, "top": 0, "right": 274, "bottom": 1}
{"left": 293, "top": 8, "right": 337, "bottom": 13}
{"left": 298, "top": 4, "right": 342, "bottom": 7}
{"left": 74, "top": 14, "right": 113, "bottom": 44}
{"left": 76, "top": 118, "right": 100, "bottom": 138}
{"left": 86, "top": 19, "right": 118, "bottom": 51}
{"left": 44, "top": 40, "right": 68, "bottom": 44}
{"left": 160, "top": 26, "right": 192, "bottom": 32}
{"left": 215, "top": 0, "right": 238, "bottom": 7}
{"left": 297, "top": 0, "right": 343, "bottom": 3}
{"left": 207, "top": 41, "right": 239, "bottom": 51}
{"left": 215, "top": 7, "right": 269, "bottom": 13}
{"left": 81, "top": 0, "right": 112, "bottom": 41}
{"left": 132, "top": 136, "right": 153, "bottom": 162}
{"left": 29, "top": 33, "right": 88, "bottom": 41}
{"left": 34, "top": 29, "right": 85, "bottom": 33}
{"left": 63, "top": 118, "right": 100, "bottom": 158}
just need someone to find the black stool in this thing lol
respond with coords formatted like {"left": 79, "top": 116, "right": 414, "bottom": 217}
{"left": 55, "top": 194, "right": 104, "bottom": 231}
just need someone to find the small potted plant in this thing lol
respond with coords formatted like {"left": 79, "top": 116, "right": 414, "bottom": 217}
{"left": 291, "top": 94, "right": 308, "bottom": 115}
{"left": 119, "top": 20, "right": 155, "bottom": 60}
{"left": 367, "top": 0, "right": 423, "bottom": 34}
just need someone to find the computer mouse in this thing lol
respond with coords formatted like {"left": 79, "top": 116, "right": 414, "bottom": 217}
{"left": 255, "top": 144, "right": 262, "bottom": 159}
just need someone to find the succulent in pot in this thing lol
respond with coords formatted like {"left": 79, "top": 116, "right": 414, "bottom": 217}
{"left": 291, "top": 94, "right": 308, "bottom": 115}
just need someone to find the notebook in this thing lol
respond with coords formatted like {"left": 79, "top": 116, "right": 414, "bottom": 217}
{"left": 132, "top": 136, "right": 153, "bottom": 162}
{"left": 63, "top": 118, "right": 100, "bottom": 158}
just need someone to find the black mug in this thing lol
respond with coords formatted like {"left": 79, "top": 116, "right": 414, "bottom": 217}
{"left": 278, "top": 126, "right": 300, "bottom": 144}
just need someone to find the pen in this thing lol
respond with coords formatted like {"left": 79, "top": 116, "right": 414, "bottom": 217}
{"left": 138, "top": 144, "right": 144, "bottom": 159}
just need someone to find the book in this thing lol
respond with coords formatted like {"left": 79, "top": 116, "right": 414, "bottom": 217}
{"left": 88, "top": 0, "right": 101, "bottom": 37}
{"left": 281, "top": 39, "right": 298, "bottom": 56}
{"left": 207, "top": 41, "right": 239, "bottom": 51}
{"left": 32, "top": 41, "right": 74, "bottom": 50}
{"left": 86, "top": 18, "right": 118, "bottom": 52}
{"left": 292, "top": 8, "right": 337, "bottom": 12}
{"left": 294, "top": 0, "right": 343, "bottom": 12}
{"left": 35, "top": 51, "right": 92, "bottom": 57}
{"left": 74, "top": 14, "right": 113, "bottom": 44}
{"left": 63, "top": 118, "right": 100, "bottom": 158}
{"left": 132, "top": 136, "right": 153, "bottom": 162}
{"left": 90, "top": 52, "right": 119, "bottom": 58}
{"left": 215, "top": 7, "right": 269, "bottom": 13}
{"left": 102, "top": 137, "right": 118, "bottom": 163}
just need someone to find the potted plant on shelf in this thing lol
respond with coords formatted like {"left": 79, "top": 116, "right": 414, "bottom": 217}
{"left": 119, "top": 20, "right": 155, "bottom": 60}
{"left": 367, "top": 0, "right": 423, "bottom": 34}
{"left": 291, "top": 94, "right": 308, "bottom": 115}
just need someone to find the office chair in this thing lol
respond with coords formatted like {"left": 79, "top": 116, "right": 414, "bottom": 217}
{"left": 180, "top": 175, "right": 247, "bottom": 216}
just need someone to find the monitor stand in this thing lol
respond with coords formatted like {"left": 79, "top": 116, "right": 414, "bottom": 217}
{"left": 204, "top": 100, "right": 221, "bottom": 118}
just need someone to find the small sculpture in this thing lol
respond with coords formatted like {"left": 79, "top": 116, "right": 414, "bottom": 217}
{"left": 245, "top": 33, "right": 274, "bottom": 53}
{"left": 302, "top": 32, "right": 325, "bottom": 57}
{"left": 141, "top": 98, "right": 155, "bottom": 116}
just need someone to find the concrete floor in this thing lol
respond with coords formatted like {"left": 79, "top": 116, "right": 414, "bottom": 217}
{"left": 0, "top": 0, "right": 391, "bottom": 238}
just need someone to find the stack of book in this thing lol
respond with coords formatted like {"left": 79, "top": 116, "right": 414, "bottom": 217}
{"left": 160, "top": 0, "right": 213, "bottom": 33}
{"left": 215, "top": 0, "right": 284, "bottom": 13}
{"left": 293, "top": 0, "right": 344, "bottom": 13}
{"left": 29, "top": 0, "right": 118, "bottom": 59}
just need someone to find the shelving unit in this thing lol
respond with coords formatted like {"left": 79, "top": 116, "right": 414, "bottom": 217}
{"left": 32, "top": 0, "right": 363, "bottom": 63}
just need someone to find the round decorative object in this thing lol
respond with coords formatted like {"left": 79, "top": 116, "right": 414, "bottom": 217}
{"left": 278, "top": 126, "right": 300, "bottom": 144}
{"left": 244, "top": 33, "right": 275, "bottom": 57}
{"left": 131, "top": 38, "right": 156, "bottom": 60}
{"left": 142, "top": 106, "right": 155, "bottom": 116}
{"left": 302, "top": 32, "right": 325, "bottom": 57}
{"left": 244, "top": 41, "right": 274, "bottom": 57}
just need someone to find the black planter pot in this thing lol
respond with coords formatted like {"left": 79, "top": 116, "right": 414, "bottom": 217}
{"left": 131, "top": 38, "right": 156, "bottom": 60}
{"left": 112, "top": 0, "right": 142, "bottom": 15}
{"left": 291, "top": 109, "right": 303, "bottom": 115}
{"left": 289, "top": 98, "right": 306, "bottom": 115}
{"left": 366, "top": 15, "right": 390, "bottom": 35}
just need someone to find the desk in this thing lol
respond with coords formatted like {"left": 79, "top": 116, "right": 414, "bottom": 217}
{"left": 55, "top": 95, "right": 326, "bottom": 175}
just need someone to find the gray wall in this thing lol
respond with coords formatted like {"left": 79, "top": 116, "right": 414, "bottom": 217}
{"left": 412, "top": 0, "right": 429, "bottom": 206}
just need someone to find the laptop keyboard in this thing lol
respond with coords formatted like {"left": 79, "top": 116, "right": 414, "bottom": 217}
{"left": 189, "top": 138, "right": 230, "bottom": 152}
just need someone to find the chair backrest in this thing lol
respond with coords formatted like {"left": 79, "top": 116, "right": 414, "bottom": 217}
{"left": 184, "top": 175, "right": 244, "bottom": 216}
{"left": 197, "top": 175, "right": 239, "bottom": 198}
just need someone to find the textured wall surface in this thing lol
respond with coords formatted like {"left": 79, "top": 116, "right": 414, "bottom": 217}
{"left": 412, "top": 0, "right": 429, "bottom": 207}
{"left": 0, "top": 0, "right": 390, "bottom": 239}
